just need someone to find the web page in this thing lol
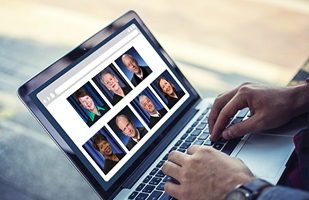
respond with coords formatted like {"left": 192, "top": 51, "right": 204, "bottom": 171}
{"left": 37, "top": 23, "right": 189, "bottom": 182}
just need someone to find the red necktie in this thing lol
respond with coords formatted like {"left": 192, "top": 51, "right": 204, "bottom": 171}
{"left": 137, "top": 139, "right": 140, "bottom": 142}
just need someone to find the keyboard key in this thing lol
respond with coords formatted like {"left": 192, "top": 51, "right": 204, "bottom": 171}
{"left": 149, "top": 177, "right": 162, "bottom": 185}
{"left": 193, "top": 140, "right": 204, "bottom": 145}
{"left": 198, "top": 133, "right": 209, "bottom": 140}
{"left": 204, "top": 139, "right": 212, "bottom": 146}
{"left": 162, "top": 154, "right": 169, "bottom": 160}
{"left": 197, "top": 115, "right": 204, "bottom": 121}
{"left": 185, "top": 136, "right": 196, "bottom": 142}
{"left": 191, "top": 130, "right": 201, "bottom": 136}
{"left": 213, "top": 143, "right": 224, "bottom": 150}
{"left": 216, "top": 137, "right": 228, "bottom": 144}
{"left": 136, "top": 193, "right": 148, "bottom": 200}
{"left": 155, "top": 170, "right": 165, "bottom": 177}
{"left": 237, "top": 107, "right": 249, "bottom": 118}
{"left": 175, "top": 140, "right": 182, "bottom": 146}
{"left": 232, "top": 117, "right": 242, "bottom": 124}
{"left": 136, "top": 183, "right": 146, "bottom": 191}
{"left": 142, "top": 185, "right": 155, "bottom": 193}
{"left": 147, "top": 191, "right": 163, "bottom": 200}
{"left": 150, "top": 168, "right": 159, "bottom": 175}
{"left": 181, "top": 133, "right": 189, "bottom": 140}
{"left": 180, "top": 142, "right": 191, "bottom": 149}
{"left": 143, "top": 176, "right": 152, "bottom": 183}
{"left": 177, "top": 148, "right": 186, "bottom": 153}
{"left": 159, "top": 192, "right": 173, "bottom": 200}
{"left": 191, "top": 121, "right": 199, "bottom": 127}
{"left": 169, "top": 147, "right": 177, "bottom": 152}
{"left": 202, "top": 108, "right": 209, "bottom": 115}
{"left": 196, "top": 123, "right": 207, "bottom": 130}
{"left": 186, "top": 127, "right": 193, "bottom": 133}
{"left": 201, "top": 118, "right": 209, "bottom": 124}
{"left": 128, "top": 191, "right": 138, "bottom": 199}
{"left": 221, "top": 138, "right": 241, "bottom": 155}
{"left": 156, "top": 161, "right": 165, "bottom": 168}
{"left": 203, "top": 127, "right": 210, "bottom": 133}
{"left": 157, "top": 182, "right": 165, "bottom": 191}
{"left": 163, "top": 176, "right": 173, "bottom": 182}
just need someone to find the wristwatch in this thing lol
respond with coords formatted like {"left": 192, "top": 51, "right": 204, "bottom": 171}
{"left": 224, "top": 179, "right": 273, "bottom": 200}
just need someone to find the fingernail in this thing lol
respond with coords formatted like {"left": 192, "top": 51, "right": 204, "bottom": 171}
{"left": 223, "top": 129, "right": 232, "bottom": 139}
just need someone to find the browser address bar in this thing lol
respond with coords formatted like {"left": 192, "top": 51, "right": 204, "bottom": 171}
{"left": 55, "top": 29, "right": 139, "bottom": 95}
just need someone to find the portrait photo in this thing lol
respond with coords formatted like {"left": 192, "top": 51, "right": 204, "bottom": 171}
{"left": 151, "top": 70, "right": 185, "bottom": 109}
{"left": 130, "top": 87, "right": 167, "bottom": 129}
{"left": 92, "top": 63, "right": 132, "bottom": 106}
{"left": 83, "top": 127, "right": 126, "bottom": 175}
{"left": 67, "top": 82, "right": 110, "bottom": 127}
{"left": 108, "top": 106, "right": 148, "bottom": 151}
{"left": 115, "top": 46, "right": 152, "bottom": 87}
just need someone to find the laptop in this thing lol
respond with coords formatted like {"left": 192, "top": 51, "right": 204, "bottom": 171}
{"left": 17, "top": 11, "right": 308, "bottom": 200}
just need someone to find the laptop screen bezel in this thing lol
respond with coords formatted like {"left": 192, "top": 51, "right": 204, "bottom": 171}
{"left": 17, "top": 10, "right": 201, "bottom": 199}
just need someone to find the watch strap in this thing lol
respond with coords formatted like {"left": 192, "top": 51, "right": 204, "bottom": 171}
{"left": 240, "top": 179, "right": 273, "bottom": 200}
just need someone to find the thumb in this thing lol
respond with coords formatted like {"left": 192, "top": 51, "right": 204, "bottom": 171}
{"left": 222, "top": 117, "right": 257, "bottom": 139}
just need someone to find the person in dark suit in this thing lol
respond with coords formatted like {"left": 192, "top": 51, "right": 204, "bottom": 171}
{"left": 139, "top": 95, "right": 167, "bottom": 129}
{"left": 122, "top": 54, "right": 152, "bottom": 87}
{"left": 115, "top": 115, "right": 148, "bottom": 150}
{"left": 99, "top": 70, "right": 132, "bottom": 106}
{"left": 92, "top": 133, "right": 125, "bottom": 174}
{"left": 157, "top": 77, "right": 185, "bottom": 109}
{"left": 74, "top": 88, "right": 109, "bottom": 127}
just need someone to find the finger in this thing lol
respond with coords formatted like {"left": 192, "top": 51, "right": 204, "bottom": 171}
{"left": 167, "top": 150, "right": 188, "bottom": 166}
{"left": 186, "top": 145, "right": 203, "bottom": 155}
{"left": 222, "top": 115, "right": 260, "bottom": 139}
{"left": 162, "top": 160, "right": 182, "bottom": 181}
{"left": 210, "top": 94, "right": 248, "bottom": 142}
{"left": 208, "top": 88, "right": 239, "bottom": 134}
{"left": 164, "top": 180, "right": 181, "bottom": 199}
{"left": 208, "top": 93, "right": 229, "bottom": 134}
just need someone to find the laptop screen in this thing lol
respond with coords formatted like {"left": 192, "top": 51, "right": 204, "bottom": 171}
{"left": 19, "top": 11, "right": 200, "bottom": 199}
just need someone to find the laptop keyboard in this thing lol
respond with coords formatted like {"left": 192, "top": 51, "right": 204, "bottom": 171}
{"left": 128, "top": 106, "right": 250, "bottom": 200}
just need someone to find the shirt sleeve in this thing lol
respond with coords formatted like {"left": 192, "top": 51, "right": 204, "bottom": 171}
{"left": 258, "top": 186, "right": 309, "bottom": 200}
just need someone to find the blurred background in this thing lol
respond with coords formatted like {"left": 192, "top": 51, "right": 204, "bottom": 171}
{"left": 0, "top": 0, "right": 308, "bottom": 199}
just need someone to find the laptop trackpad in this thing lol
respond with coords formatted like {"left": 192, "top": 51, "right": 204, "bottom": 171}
{"left": 236, "top": 133, "right": 294, "bottom": 178}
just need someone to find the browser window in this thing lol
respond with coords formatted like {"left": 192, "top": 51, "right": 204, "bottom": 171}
{"left": 36, "top": 21, "right": 189, "bottom": 185}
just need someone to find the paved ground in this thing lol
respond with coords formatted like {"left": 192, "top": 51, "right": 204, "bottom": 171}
{"left": 0, "top": 0, "right": 308, "bottom": 199}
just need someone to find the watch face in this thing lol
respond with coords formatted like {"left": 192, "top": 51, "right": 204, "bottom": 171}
{"left": 225, "top": 190, "right": 248, "bottom": 200}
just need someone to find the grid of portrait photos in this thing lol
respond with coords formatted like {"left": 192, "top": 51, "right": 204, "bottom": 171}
{"left": 66, "top": 46, "right": 186, "bottom": 175}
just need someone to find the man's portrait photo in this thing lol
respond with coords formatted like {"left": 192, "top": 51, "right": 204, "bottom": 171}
{"left": 130, "top": 87, "right": 167, "bottom": 129}
{"left": 115, "top": 47, "right": 152, "bottom": 87}
{"left": 108, "top": 106, "right": 148, "bottom": 151}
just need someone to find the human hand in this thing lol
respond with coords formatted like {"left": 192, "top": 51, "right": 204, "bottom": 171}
{"left": 162, "top": 146, "right": 255, "bottom": 200}
{"left": 208, "top": 82, "right": 307, "bottom": 142}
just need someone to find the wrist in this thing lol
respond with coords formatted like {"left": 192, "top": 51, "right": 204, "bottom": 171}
{"left": 224, "top": 179, "right": 273, "bottom": 200}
